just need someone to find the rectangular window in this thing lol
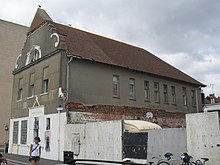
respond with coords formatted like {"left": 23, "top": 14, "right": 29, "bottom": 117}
{"left": 20, "top": 120, "right": 27, "bottom": 144}
{"left": 42, "top": 67, "right": 49, "bottom": 93}
{"left": 144, "top": 81, "right": 149, "bottom": 100}
{"left": 17, "top": 78, "right": 23, "bottom": 100}
{"left": 46, "top": 118, "right": 51, "bottom": 130}
{"left": 13, "top": 121, "right": 19, "bottom": 144}
{"left": 182, "top": 87, "right": 187, "bottom": 106}
{"left": 29, "top": 73, "right": 35, "bottom": 97}
{"left": 18, "top": 88, "right": 23, "bottom": 100}
{"left": 34, "top": 117, "right": 39, "bottom": 138}
{"left": 113, "top": 75, "right": 119, "bottom": 97}
{"left": 171, "top": 86, "right": 176, "bottom": 104}
{"left": 163, "top": 84, "right": 168, "bottom": 103}
{"left": 129, "top": 78, "right": 135, "bottom": 99}
{"left": 43, "top": 79, "right": 49, "bottom": 93}
{"left": 29, "top": 84, "right": 34, "bottom": 97}
{"left": 191, "top": 90, "right": 196, "bottom": 107}
{"left": 154, "top": 82, "right": 160, "bottom": 102}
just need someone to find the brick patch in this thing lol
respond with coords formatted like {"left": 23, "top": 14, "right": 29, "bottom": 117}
{"left": 67, "top": 103, "right": 187, "bottom": 128}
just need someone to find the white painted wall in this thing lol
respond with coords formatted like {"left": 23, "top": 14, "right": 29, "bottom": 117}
{"left": 64, "top": 120, "right": 123, "bottom": 161}
{"left": 147, "top": 128, "right": 187, "bottom": 164}
{"left": 186, "top": 112, "right": 220, "bottom": 165}
{"left": 9, "top": 106, "right": 67, "bottom": 161}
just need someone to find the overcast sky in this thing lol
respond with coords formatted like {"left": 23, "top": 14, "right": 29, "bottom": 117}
{"left": 1, "top": 0, "right": 220, "bottom": 96}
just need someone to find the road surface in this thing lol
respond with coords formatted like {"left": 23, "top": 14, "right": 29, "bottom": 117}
{"left": 4, "top": 153, "right": 63, "bottom": 165}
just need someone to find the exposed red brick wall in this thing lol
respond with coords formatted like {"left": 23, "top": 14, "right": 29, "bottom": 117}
{"left": 67, "top": 103, "right": 186, "bottom": 128}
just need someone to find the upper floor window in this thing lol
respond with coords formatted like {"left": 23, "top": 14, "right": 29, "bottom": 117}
{"left": 191, "top": 90, "right": 196, "bottom": 107}
{"left": 163, "top": 84, "right": 168, "bottom": 103}
{"left": 154, "top": 82, "right": 160, "bottom": 102}
{"left": 28, "top": 73, "right": 35, "bottom": 97}
{"left": 182, "top": 87, "right": 187, "bottom": 106}
{"left": 42, "top": 67, "right": 49, "bottom": 94}
{"left": 171, "top": 86, "right": 176, "bottom": 104}
{"left": 43, "top": 80, "right": 49, "bottom": 93}
{"left": 46, "top": 118, "right": 51, "bottom": 130}
{"left": 113, "top": 75, "right": 120, "bottom": 97}
{"left": 25, "top": 45, "right": 42, "bottom": 65}
{"left": 144, "top": 81, "right": 150, "bottom": 101}
{"left": 17, "top": 78, "right": 23, "bottom": 100}
{"left": 129, "top": 78, "right": 135, "bottom": 99}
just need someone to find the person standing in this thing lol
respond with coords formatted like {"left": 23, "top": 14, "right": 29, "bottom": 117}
{"left": 30, "top": 137, "right": 41, "bottom": 165}
{"left": 4, "top": 140, "right": 9, "bottom": 153}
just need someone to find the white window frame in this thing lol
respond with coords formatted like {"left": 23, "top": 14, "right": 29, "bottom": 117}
{"left": 182, "top": 87, "right": 187, "bottom": 106}
{"left": 113, "top": 75, "right": 120, "bottom": 97}
{"left": 144, "top": 81, "right": 150, "bottom": 101}
{"left": 154, "top": 82, "right": 160, "bottom": 102}
{"left": 13, "top": 121, "right": 19, "bottom": 144}
{"left": 163, "top": 84, "right": 168, "bottom": 103}
{"left": 129, "top": 78, "right": 135, "bottom": 99}
{"left": 171, "top": 86, "right": 176, "bottom": 104}
{"left": 20, "top": 120, "right": 27, "bottom": 144}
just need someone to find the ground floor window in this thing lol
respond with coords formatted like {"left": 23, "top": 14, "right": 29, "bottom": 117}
{"left": 34, "top": 117, "right": 39, "bottom": 138}
{"left": 21, "top": 120, "right": 27, "bottom": 144}
{"left": 13, "top": 121, "right": 19, "bottom": 144}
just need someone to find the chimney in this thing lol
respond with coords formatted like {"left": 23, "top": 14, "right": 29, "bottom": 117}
{"left": 209, "top": 93, "right": 215, "bottom": 104}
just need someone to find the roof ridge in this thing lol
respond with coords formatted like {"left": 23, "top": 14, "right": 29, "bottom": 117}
{"left": 0, "top": 19, "right": 28, "bottom": 28}
{"left": 53, "top": 22, "right": 147, "bottom": 51}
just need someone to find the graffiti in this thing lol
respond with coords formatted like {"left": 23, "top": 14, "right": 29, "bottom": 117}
{"left": 45, "top": 131, "right": 51, "bottom": 152}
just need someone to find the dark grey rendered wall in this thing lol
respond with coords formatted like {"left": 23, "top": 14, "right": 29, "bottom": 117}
{"left": 68, "top": 59, "right": 201, "bottom": 113}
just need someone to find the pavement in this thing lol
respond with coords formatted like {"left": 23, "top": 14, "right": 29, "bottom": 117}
{"left": 3, "top": 153, "right": 63, "bottom": 165}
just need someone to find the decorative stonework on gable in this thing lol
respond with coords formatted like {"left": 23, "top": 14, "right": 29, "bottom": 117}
{"left": 25, "top": 45, "right": 42, "bottom": 65}
{"left": 15, "top": 54, "right": 21, "bottom": 69}
{"left": 29, "top": 8, "right": 53, "bottom": 34}
{"left": 50, "top": 32, "right": 60, "bottom": 47}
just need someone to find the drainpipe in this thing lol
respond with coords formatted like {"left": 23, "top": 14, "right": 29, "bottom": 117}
{"left": 66, "top": 54, "right": 81, "bottom": 115}
{"left": 196, "top": 87, "right": 201, "bottom": 113}
{"left": 56, "top": 55, "right": 73, "bottom": 161}
{"left": 66, "top": 55, "right": 74, "bottom": 116}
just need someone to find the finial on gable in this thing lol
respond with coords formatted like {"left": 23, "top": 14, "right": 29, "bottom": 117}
{"left": 28, "top": 7, "right": 53, "bottom": 34}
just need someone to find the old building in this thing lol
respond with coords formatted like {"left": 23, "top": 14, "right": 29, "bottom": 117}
{"left": 9, "top": 8, "right": 205, "bottom": 160}
{"left": 0, "top": 19, "right": 28, "bottom": 148}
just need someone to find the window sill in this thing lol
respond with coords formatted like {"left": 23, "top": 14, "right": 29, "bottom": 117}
{"left": 129, "top": 98, "right": 136, "bottom": 101}
{"left": 27, "top": 96, "right": 34, "bottom": 100}
{"left": 144, "top": 99, "right": 150, "bottom": 102}
{"left": 16, "top": 99, "right": 22, "bottom": 102}
{"left": 113, "top": 96, "right": 120, "bottom": 99}
{"left": 40, "top": 92, "right": 48, "bottom": 96}
{"left": 164, "top": 102, "right": 169, "bottom": 105}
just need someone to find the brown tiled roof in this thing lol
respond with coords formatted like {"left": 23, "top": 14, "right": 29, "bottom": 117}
{"left": 53, "top": 22, "right": 205, "bottom": 87}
